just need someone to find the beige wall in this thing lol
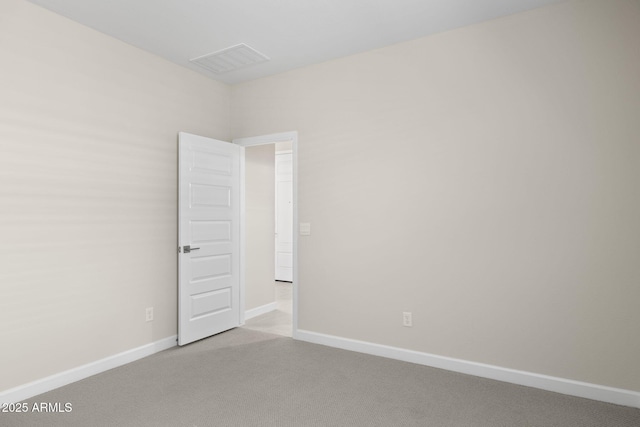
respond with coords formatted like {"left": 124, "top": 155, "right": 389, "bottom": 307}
{"left": 232, "top": 0, "right": 640, "bottom": 392}
{"left": 0, "top": 0, "right": 230, "bottom": 391}
{"left": 245, "top": 144, "right": 276, "bottom": 311}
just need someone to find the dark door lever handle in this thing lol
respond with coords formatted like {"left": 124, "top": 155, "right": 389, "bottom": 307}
{"left": 183, "top": 245, "right": 200, "bottom": 254}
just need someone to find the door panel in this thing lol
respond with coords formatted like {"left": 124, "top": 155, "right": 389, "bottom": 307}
{"left": 275, "top": 153, "right": 293, "bottom": 282}
{"left": 178, "top": 132, "right": 242, "bottom": 346}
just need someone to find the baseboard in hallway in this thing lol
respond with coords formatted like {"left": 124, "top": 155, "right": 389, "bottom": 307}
{"left": 245, "top": 301, "right": 278, "bottom": 320}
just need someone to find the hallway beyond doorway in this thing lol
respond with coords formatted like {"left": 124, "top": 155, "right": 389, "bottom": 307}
{"left": 243, "top": 282, "right": 292, "bottom": 337}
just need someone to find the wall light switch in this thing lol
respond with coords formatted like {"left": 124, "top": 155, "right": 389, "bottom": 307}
{"left": 299, "top": 223, "right": 311, "bottom": 236}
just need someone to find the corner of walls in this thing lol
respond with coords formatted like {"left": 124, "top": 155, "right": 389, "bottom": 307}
{"left": 229, "top": 0, "right": 640, "bottom": 398}
{"left": 0, "top": 0, "right": 231, "bottom": 394}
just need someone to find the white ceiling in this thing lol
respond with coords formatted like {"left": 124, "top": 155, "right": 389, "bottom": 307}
{"left": 26, "top": 0, "right": 564, "bottom": 85}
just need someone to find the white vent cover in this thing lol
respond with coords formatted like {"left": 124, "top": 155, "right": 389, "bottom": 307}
{"left": 190, "top": 43, "right": 270, "bottom": 74}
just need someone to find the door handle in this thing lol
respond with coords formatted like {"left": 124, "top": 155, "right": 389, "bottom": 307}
{"left": 183, "top": 245, "right": 200, "bottom": 254}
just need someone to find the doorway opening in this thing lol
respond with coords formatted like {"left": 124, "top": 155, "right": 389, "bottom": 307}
{"left": 234, "top": 132, "right": 298, "bottom": 338}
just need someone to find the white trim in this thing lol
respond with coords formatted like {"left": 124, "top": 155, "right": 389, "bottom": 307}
{"left": 238, "top": 145, "right": 246, "bottom": 325}
{"left": 233, "top": 131, "right": 296, "bottom": 147}
{"left": 295, "top": 330, "right": 640, "bottom": 409}
{"left": 245, "top": 301, "right": 278, "bottom": 321}
{"left": 233, "top": 131, "right": 299, "bottom": 338}
{"left": 291, "top": 136, "right": 298, "bottom": 339}
{"left": 0, "top": 335, "right": 177, "bottom": 404}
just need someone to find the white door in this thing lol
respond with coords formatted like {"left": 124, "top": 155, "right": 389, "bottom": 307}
{"left": 275, "top": 152, "right": 293, "bottom": 282}
{"left": 178, "top": 132, "right": 243, "bottom": 346}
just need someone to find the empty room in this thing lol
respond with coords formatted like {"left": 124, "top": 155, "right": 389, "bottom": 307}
{"left": 1, "top": 0, "right": 639, "bottom": 426}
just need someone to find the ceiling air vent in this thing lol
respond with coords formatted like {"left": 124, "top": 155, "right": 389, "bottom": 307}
{"left": 190, "top": 43, "right": 270, "bottom": 74}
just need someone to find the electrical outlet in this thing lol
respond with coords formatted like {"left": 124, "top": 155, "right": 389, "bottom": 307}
{"left": 146, "top": 307, "right": 154, "bottom": 322}
{"left": 403, "top": 311, "right": 412, "bottom": 327}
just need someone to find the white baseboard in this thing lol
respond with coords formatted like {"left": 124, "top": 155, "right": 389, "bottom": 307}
{"left": 245, "top": 301, "right": 278, "bottom": 321}
{"left": 0, "top": 335, "right": 177, "bottom": 404}
{"left": 295, "top": 329, "right": 640, "bottom": 409}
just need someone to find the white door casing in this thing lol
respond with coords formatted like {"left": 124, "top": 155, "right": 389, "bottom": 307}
{"left": 178, "top": 132, "right": 244, "bottom": 346}
{"left": 275, "top": 152, "right": 293, "bottom": 282}
{"left": 233, "top": 131, "right": 298, "bottom": 338}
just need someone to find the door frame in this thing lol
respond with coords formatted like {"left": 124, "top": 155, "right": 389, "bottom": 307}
{"left": 233, "top": 131, "right": 299, "bottom": 338}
